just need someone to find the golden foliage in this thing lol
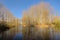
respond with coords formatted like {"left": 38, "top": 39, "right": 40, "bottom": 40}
{"left": 22, "top": 2, "right": 55, "bottom": 27}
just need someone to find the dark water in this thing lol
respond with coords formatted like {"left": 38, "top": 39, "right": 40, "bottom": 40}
{"left": 53, "top": 31, "right": 60, "bottom": 40}
{"left": 13, "top": 33, "right": 23, "bottom": 40}
{"left": 0, "top": 26, "right": 60, "bottom": 40}
{"left": 10, "top": 27, "right": 60, "bottom": 40}
{"left": 13, "top": 26, "right": 23, "bottom": 40}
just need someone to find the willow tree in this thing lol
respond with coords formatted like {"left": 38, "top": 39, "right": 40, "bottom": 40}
{"left": 22, "top": 10, "right": 30, "bottom": 27}
{"left": 22, "top": 2, "right": 56, "bottom": 40}
{"left": 0, "top": 4, "right": 18, "bottom": 28}
{"left": 31, "top": 2, "right": 53, "bottom": 25}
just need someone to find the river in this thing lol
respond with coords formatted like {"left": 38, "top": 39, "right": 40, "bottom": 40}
{"left": 0, "top": 26, "right": 60, "bottom": 40}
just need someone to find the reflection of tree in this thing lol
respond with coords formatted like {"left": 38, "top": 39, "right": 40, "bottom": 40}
{"left": 0, "top": 21, "right": 10, "bottom": 33}
{"left": 22, "top": 2, "right": 57, "bottom": 40}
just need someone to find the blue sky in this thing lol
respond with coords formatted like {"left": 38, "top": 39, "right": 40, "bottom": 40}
{"left": 0, "top": 0, "right": 60, "bottom": 18}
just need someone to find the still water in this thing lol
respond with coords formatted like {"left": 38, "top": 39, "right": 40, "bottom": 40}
{"left": 0, "top": 26, "right": 60, "bottom": 40}
{"left": 15, "top": 26, "right": 60, "bottom": 40}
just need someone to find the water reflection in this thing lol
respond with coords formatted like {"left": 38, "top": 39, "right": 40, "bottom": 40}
{"left": 13, "top": 33, "right": 22, "bottom": 40}
{"left": 54, "top": 30, "right": 60, "bottom": 40}
{"left": 0, "top": 26, "right": 60, "bottom": 40}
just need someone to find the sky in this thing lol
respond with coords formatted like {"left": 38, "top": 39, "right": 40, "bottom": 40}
{"left": 0, "top": 0, "right": 60, "bottom": 18}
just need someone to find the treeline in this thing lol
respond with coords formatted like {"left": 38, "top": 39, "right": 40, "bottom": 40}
{"left": 0, "top": 21, "right": 16, "bottom": 33}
